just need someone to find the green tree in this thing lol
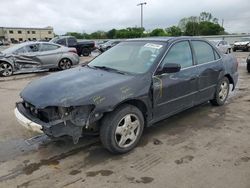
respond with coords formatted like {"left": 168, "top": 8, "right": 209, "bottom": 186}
{"left": 179, "top": 12, "right": 224, "bottom": 36}
{"left": 66, "top": 32, "right": 84, "bottom": 39}
{"left": 199, "top": 21, "right": 224, "bottom": 35}
{"left": 165, "top": 26, "right": 182, "bottom": 36}
{"left": 89, "top": 31, "right": 107, "bottom": 39}
{"left": 184, "top": 21, "right": 200, "bottom": 36}
{"left": 199, "top": 12, "right": 212, "bottom": 22}
{"left": 107, "top": 29, "right": 117, "bottom": 39}
{"left": 149, "top": 28, "right": 166, "bottom": 36}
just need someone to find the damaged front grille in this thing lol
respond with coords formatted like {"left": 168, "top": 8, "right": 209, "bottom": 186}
{"left": 23, "top": 101, "right": 60, "bottom": 123}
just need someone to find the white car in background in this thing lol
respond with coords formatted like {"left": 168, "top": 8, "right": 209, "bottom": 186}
{"left": 210, "top": 40, "right": 231, "bottom": 54}
{"left": 232, "top": 37, "right": 250, "bottom": 52}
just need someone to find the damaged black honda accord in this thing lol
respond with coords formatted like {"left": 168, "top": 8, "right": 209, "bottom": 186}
{"left": 15, "top": 37, "right": 238, "bottom": 154}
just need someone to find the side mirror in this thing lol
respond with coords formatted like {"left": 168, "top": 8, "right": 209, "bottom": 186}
{"left": 157, "top": 63, "right": 181, "bottom": 75}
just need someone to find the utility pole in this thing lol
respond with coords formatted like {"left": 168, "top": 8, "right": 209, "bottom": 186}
{"left": 221, "top": 19, "right": 224, "bottom": 28}
{"left": 137, "top": 2, "right": 147, "bottom": 29}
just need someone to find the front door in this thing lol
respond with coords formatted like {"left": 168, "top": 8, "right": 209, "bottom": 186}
{"left": 153, "top": 40, "right": 198, "bottom": 121}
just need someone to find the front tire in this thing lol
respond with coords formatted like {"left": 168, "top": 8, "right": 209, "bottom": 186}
{"left": 100, "top": 104, "right": 144, "bottom": 154}
{"left": 210, "top": 77, "right": 230, "bottom": 106}
{"left": 0, "top": 62, "right": 13, "bottom": 77}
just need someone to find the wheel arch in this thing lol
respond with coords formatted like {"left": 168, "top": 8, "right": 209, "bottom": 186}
{"left": 58, "top": 57, "right": 73, "bottom": 66}
{"left": 224, "top": 74, "right": 235, "bottom": 90}
{"left": 108, "top": 99, "right": 149, "bottom": 126}
{"left": 0, "top": 60, "right": 15, "bottom": 72}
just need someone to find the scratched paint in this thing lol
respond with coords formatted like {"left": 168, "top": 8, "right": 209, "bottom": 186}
{"left": 153, "top": 76, "right": 163, "bottom": 98}
{"left": 92, "top": 96, "right": 106, "bottom": 105}
{"left": 120, "top": 86, "right": 134, "bottom": 100}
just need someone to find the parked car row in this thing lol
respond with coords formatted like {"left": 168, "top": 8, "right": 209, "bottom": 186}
{"left": 0, "top": 41, "right": 79, "bottom": 76}
{"left": 209, "top": 40, "right": 231, "bottom": 54}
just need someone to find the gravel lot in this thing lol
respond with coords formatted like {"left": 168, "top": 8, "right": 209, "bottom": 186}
{"left": 0, "top": 52, "right": 249, "bottom": 188}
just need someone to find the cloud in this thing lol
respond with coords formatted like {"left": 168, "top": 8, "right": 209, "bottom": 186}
{"left": 0, "top": 0, "right": 249, "bottom": 34}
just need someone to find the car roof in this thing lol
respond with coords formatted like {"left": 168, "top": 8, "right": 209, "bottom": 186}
{"left": 209, "top": 39, "right": 222, "bottom": 42}
{"left": 53, "top": 36, "right": 73, "bottom": 39}
{"left": 127, "top": 36, "right": 206, "bottom": 43}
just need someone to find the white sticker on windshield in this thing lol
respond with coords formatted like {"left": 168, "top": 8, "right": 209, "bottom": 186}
{"left": 144, "top": 43, "right": 163, "bottom": 49}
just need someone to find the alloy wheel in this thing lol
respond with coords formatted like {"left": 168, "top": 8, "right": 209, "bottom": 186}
{"left": 218, "top": 80, "right": 229, "bottom": 102}
{"left": 0, "top": 63, "right": 13, "bottom": 76}
{"left": 115, "top": 114, "right": 141, "bottom": 148}
{"left": 59, "top": 59, "right": 71, "bottom": 70}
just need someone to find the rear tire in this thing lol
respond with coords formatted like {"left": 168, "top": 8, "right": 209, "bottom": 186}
{"left": 58, "top": 58, "right": 72, "bottom": 70}
{"left": 0, "top": 62, "right": 13, "bottom": 77}
{"left": 210, "top": 77, "right": 230, "bottom": 106}
{"left": 247, "top": 63, "right": 250, "bottom": 73}
{"left": 82, "top": 48, "right": 90, "bottom": 56}
{"left": 100, "top": 104, "right": 144, "bottom": 154}
{"left": 233, "top": 48, "right": 236, "bottom": 52}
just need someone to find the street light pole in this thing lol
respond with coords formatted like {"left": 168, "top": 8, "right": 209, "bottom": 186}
{"left": 137, "top": 2, "right": 147, "bottom": 29}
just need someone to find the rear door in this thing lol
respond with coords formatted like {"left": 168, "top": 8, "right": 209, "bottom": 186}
{"left": 36, "top": 43, "right": 62, "bottom": 68}
{"left": 191, "top": 40, "right": 223, "bottom": 104}
{"left": 153, "top": 40, "right": 198, "bottom": 120}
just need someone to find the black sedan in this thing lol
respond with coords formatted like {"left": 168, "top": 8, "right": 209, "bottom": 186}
{"left": 15, "top": 37, "right": 239, "bottom": 154}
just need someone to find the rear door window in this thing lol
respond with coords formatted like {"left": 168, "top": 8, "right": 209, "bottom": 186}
{"left": 192, "top": 41, "right": 215, "bottom": 64}
{"left": 26, "top": 44, "right": 40, "bottom": 52}
{"left": 40, "top": 43, "right": 60, "bottom": 52}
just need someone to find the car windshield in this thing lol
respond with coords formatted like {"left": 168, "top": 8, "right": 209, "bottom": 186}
{"left": 50, "top": 37, "right": 60, "bottom": 43}
{"left": 89, "top": 41, "right": 165, "bottom": 74}
{"left": 103, "top": 40, "right": 115, "bottom": 46}
{"left": 2, "top": 43, "right": 26, "bottom": 54}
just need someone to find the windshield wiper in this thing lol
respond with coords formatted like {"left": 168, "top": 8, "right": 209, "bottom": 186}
{"left": 93, "top": 66, "right": 127, "bottom": 75}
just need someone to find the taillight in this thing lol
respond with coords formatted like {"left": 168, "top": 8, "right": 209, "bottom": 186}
{"left": 69, "top": 49, "right": 77, "bottom": 54}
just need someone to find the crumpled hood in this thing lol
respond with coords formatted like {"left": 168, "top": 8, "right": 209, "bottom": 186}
{"left": 234, "top": 41, "right": 250, "bottom": 45}
{"left": 21, "top": 66, "right": 135, "bottom": 108}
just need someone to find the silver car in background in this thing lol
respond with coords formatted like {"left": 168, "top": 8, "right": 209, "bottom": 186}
{"left": 210, "top": 40, "right": 231, "bottom": 54}
{"left": 0, "top": 42, "right": 79, "bottom": 76}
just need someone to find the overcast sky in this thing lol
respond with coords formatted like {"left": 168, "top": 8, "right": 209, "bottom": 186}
{"left": 0, "top": 0, "right": 249, "bottom": 34}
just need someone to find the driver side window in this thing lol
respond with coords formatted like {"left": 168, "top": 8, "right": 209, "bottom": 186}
{"left": 162, "top": 41, "right": 193, "bottom": 69}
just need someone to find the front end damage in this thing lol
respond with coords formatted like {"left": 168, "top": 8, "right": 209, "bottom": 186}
{"left": 15, "top": 101, "right": 101, "bottom": 144}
